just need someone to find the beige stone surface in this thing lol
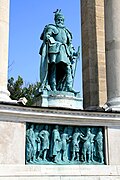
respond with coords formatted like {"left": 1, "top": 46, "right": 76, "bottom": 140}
{"left": 0, "top": 121, "right": 25, "bottom": 164}
{"left": 107, "top": 127, "right": 120, "bottom": 165}
{"left": 0, "top": 0, "right": 9, "bottom": 86}
{"left": 105, "top": 0, "right": 120, "bottom": 111}
{"left": 95, "top": 0, "right": 104, "bottom": 6}
{"left": 81, "top": 0, "right": 107, "bottom": 109}
{"left": 0, "top": 165, "right": 119, "bottom": 179}
{"left": 0, "top": 0, "right": 11, "bottom": 101}
{"left": 1, "top": 104, "right": 120, "bottom": 127}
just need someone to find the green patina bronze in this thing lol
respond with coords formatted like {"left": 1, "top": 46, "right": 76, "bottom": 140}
{"left": 39, "top": 9, "right": 80, "bottom": 94}
{"left": 26, "top": 123, "right": 105, "bottom": 165}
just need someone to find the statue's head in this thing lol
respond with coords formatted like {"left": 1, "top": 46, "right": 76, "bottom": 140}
{"left": 99, "top": 128, "right": 102, "bottom": 132}
{"left": 44, "top": 125, "right": 48, "bottom": 130}
{"left": 75, "top": 127, "right": 79, "bottom": 133}
{"left": 54, "top": 9, "right": 64, "bottom": 27}
{"left": 30, "top": 124, "right": 34, "bottom": 129}
{"left": 87, "top": 127, "right": 91, "bottom": 134}
{"left": 55, "top": 125, "right": 59, "bottom": 129}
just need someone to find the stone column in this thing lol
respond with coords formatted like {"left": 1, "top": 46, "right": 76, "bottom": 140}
{"left": 81, "top": 0, "right": 107, "bottom": 110}
{"left": 104, "top": 0, "right": 120, "bottom": 111}
{"left": 0, "top": 0, "right": 11, "bottom": 101}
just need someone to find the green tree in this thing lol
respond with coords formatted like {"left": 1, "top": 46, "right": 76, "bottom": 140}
{"left": 8, "top": 76, "right": 41, "bottom": 106}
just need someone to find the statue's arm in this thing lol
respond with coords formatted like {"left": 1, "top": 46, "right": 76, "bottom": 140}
{"left": 65, "top": 28, "right": 80, "bottom": 59}
{"left": 42, "top": 24, "right": 59, "bottom": 42}
{"left": 39, "top": 131, "right": 44, "bottom": 139}
{"left": 45, "top": 29, "right": 53, "bottom": 41}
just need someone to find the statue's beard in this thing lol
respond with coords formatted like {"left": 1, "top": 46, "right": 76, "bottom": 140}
{"left": 56, "top": 23, "right": 64, "bottom": 28}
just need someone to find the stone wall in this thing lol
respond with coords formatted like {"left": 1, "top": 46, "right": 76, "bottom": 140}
{"left": 0, "top": 104, "right": 120, "bottom": 179}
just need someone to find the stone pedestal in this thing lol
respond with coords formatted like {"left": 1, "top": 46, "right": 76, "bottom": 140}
{"left": 104, "top": 0, "right": 120, "bottom": 112}
{"left": 34, "top": 91, "right": 83, "bottom": 110}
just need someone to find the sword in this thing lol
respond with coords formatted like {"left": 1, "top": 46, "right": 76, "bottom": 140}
{"left": 72, "top": 46, "right": 80, "bottom": 86}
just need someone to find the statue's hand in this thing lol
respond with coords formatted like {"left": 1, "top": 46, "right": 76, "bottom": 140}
{"left": 72, "top": 46, "right": 80, "bottom": 59}
{"left": 45, "top": 34, "right": 50, "bottom": 42}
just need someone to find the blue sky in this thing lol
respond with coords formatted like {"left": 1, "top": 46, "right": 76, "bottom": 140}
{"left": 8, "top": 0, "right": 82, "bottom": 94}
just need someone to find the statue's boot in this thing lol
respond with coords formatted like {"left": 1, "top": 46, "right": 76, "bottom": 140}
{"left": 67, "top": 87, "right": 80, "bottom": 95}
{"left": 67, "top": 87, "right": 76, "bottom": 93}
{"left": 51, "top": 84, "right": 56, "bottom": 91}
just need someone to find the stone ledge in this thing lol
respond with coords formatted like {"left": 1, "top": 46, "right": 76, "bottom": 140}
{"left": 0, "top": 104, "right": 120, "bottom": 126}
{"left": 0, "top": 165, "right": 119, "bottom": 177}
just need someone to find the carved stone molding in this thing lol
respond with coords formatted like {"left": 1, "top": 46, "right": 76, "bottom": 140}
{"left": 0, "top": 104, "right": 120, "bottom": 126}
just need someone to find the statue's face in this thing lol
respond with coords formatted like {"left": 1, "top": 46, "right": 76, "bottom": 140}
{"left": 45, "top": 125, "right": 48, "bottom": 130}
{"left": 75, "top": 127, "right": 79, "bottom": 133}
{"left": 55, "top": 125, "right": 59, "bottom": 129}
{"left": 55, "top": 17, "right": 64, "bottom": 27}
{"left": 31, "top": 125, "right": 34, "bottom": 129}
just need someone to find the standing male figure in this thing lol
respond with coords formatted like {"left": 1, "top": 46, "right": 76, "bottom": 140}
{"left": 39, "top": 9, "right": 80, "bottom": 92}
{"left": 26, "top": 125, "right": 36, "bottom": 163}
{"left": 95, "top": 128, "right": 104, "bottom": 163}
{"left": 39, "top": 125, "right": 50, "bottom": 161}
{"left": 50, "top": 125, "right": 62, "bottom": 163}
{"left": 71, "top": 127, "right": 82, "bottom": 161}
{"left": 81, "top": 128, "right": 95, "bottom": 163}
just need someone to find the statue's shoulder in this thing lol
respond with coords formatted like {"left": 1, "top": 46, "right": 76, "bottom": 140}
{"left": 40, "top": 24, "right": 58, "bottom": 40}
{"left": 46, "top": 24, "right": 59, "bottom": 33}
{"left": 64, "top": 27, "right": 72, "bottom": 39}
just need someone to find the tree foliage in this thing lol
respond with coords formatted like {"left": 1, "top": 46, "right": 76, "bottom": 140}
{"left": 8, "top": 76, "right": 41, "bottom": 106}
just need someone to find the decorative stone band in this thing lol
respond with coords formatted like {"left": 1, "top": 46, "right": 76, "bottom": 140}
{"left": 1, "top": 104, "right": 120, "bottom": 126}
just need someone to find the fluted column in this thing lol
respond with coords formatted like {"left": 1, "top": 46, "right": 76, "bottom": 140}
{"left": 81, "top": 0, "right": 107, "bottom": 110}
{"left": 104, "top": 0, "right": 120, "bottom": 111}
{"left": 0, "top": 0, "right": 11, "bottom": 101}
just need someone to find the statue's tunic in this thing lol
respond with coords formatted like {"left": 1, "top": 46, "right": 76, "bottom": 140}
{"left": 50, "top": 129, "right": 61, "bottom": 156}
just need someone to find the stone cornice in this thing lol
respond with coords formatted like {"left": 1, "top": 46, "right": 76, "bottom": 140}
{"left": 0, "top": 104, "right": 120, "bottom": 126}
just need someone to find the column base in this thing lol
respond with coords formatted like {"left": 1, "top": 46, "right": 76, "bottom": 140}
{"left": 85, "top": 106, "right": 104, "bottom": 111}
{"left": 0, "top": 87, "right": 18, "bottom": 104}
{"left": 103, "top": 97, "right": 120, "bottom": 112}
{"left": 0, "top": 87, "right": 17, "bottom": 104}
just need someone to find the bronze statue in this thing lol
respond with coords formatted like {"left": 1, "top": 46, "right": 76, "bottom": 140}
{"left": 39, "top": 9, "right": 80, "bottom": 93}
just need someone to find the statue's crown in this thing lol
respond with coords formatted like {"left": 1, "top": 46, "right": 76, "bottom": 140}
{"left": 54, "top": 9, "right": 64, "bottom": 21}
